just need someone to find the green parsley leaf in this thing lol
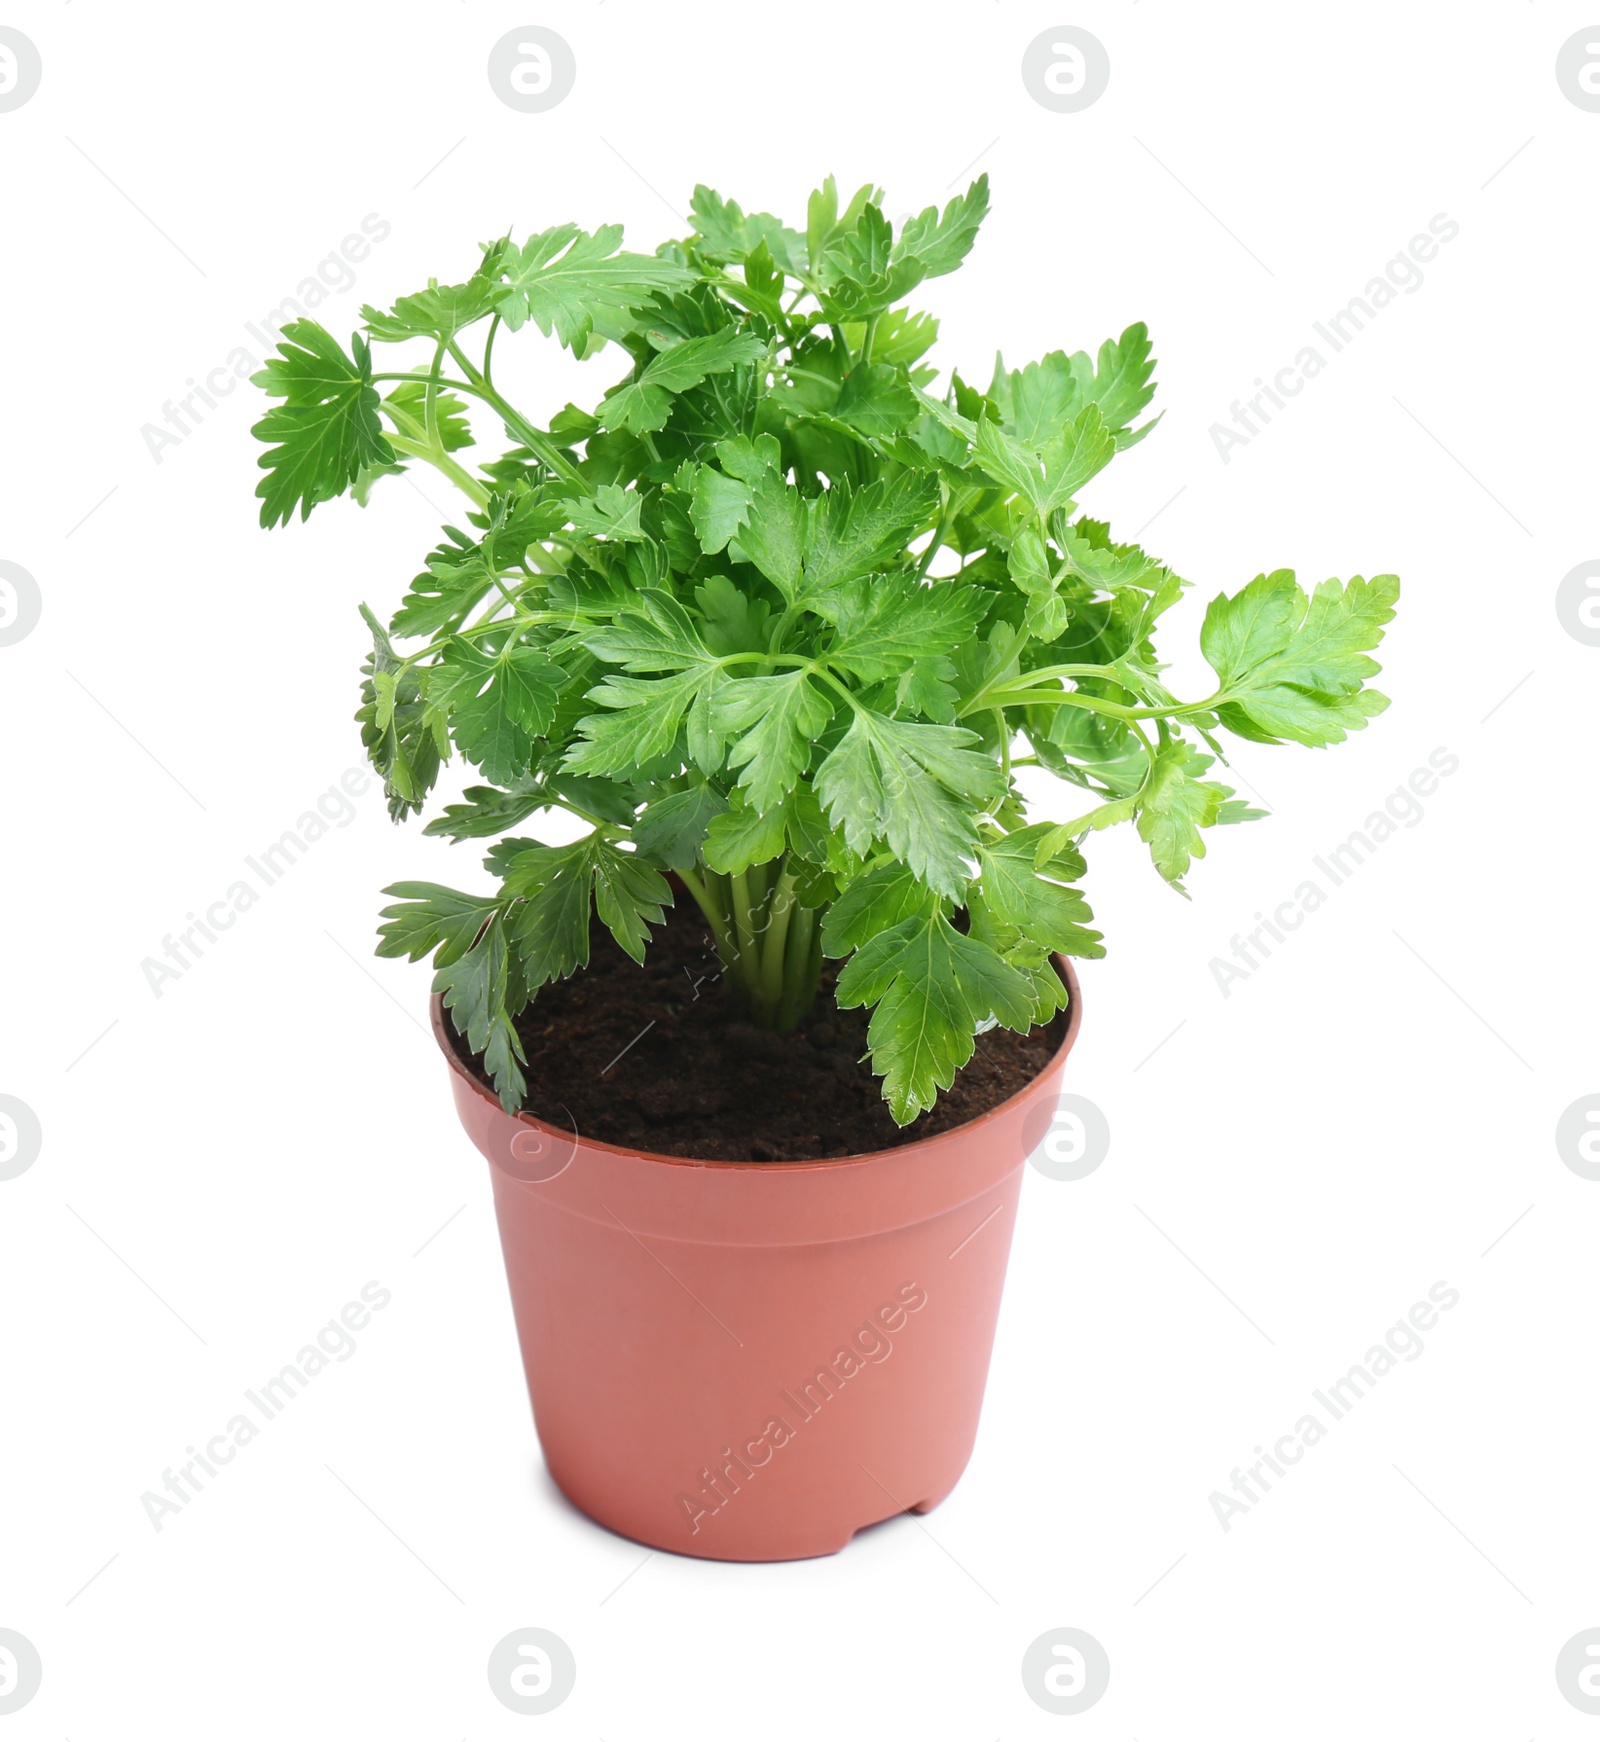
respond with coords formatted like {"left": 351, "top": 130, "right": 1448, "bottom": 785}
{"left": 599, "top": 329, "right": 768, "bottom": 434}
{"left": 495, "top": 223, "right": 696, "bottom": 351}
{"left": 251, "top": 324, "right": 392, "bottom": 527}
{"left": 716, "top": 672, "right": 832, "bottom": 812}
{"left": 835, "top": 906, "right": 1036, "bottom": 1124}
{"left": 973, "top": 823, "right": 1105, "bottom": 958}
{"left": 433, "top": 910, "right": 527, "bottom": 1110}
{"left": 376, "top": 882, "right": 501, "bottom": 966}
{"left": 1135, "top": 741, "right": 1229, "bottom": 887}
{"left": 424, "top": 639, "right": 565, "bottom": 786}
{"left": 815, "top": 710, "right": 1000, "bottom": 898}
{"left": 1203, "top": 572, "right": 1399, "bottom": 746}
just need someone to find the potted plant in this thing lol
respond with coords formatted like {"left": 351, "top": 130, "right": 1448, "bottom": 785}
{"left": 252, "top": 174, "right": 1397, "bottom": 1560}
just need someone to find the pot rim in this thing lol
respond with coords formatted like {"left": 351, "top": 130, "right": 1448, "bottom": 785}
{"left": 431, "top": 954, "right": 1082, "bottom": 1176}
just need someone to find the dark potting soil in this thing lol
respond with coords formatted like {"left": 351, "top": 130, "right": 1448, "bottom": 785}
{"left": 447, "top": 895, "right": 1071, "bottom": 1162}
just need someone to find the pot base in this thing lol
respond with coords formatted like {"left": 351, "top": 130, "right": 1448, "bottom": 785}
{"left": 546, "top": 1459, "right": 960, "bottom": 1563}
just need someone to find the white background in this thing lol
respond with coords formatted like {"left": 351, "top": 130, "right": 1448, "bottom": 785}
{"left": 2, "top": 2, "right": 1597, "bottom": 1735}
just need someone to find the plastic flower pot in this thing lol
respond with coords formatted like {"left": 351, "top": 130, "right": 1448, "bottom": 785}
{"left": 432, "top": 958, "right": 1082, "bottom": 1562}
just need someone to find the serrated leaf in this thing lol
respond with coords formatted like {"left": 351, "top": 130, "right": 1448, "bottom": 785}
{"left": 894, "top": 656, "right": 959, "bottom": 722}
{"left": 689, "top": 464, "right": 754, "bottom": 552}
{"left": 820, "top": 861, "right": 942, "bottom": 955}
{"left": 503, "top": 839, "right": 597, "bottom": 984}
{"left": 375, "top": 882, "right": 501, "bottom": 966}
{"left": 501, "top": 833, "right": 669, "bottom": 979}
{"left": 567, "top": 483, "right": 648, "bottom": 541}
{"left": 695, "top": 573, "right": 771, "bottom": 654}
{"left": 689, "top": 186, "right": 808, "bottom": 273}
{"left": 599, "top": 329, "right": 768, "bottom": 433}
{"left": 825, "top": 571, "right": 986, "bottom": 681}
{"left": 973, "top": 405, "right": 1115, "bottom": 515}
{"left": 702, "top": 788, "right": 789, "bottom": 874}
{"left": 433, "top": 909, "right": 528, "bottom": 1110}
{"left": 585, "top": 589, "right": 713, "bottom": 672}
{"left": 566, "top": 668, "right": 711, "bottom": 775}
{"left": 1219, "top": 683, "right": 1390, "bottom": 747}
{"left": 833, "top": 362, "right": 918, "bottom": 438}
{"left": 801, "top": 472, "right": 938, "bottom": 601}
{"left": 357, "top": 607, "right": 443, "bottom": 819}
{"left": 362, "top": 243, "right": 509, "bottom": 342}
{"left": 974, "top": 823, "right": 1104, "bottom": 958}
{"left": 1204, "top": 572, "right": 1399, "bottom": 746}
{"left": 591, "top": 844, "right": 671, "bottom": 962}
{"left": 716, "top": 672, "right": 832, "bottom": 811}
{"left": 1087, "top": 322, "right": 1159, "bottom": 442}
{"left": 729, "top": 468, "right": 807, "bottom": 597}
{"left": 494, "top": 223, "right": 695, "bottom": 351}
{"left": 1200, "top": 569, "right": 1305, "bottom": 687}
{"left": 834, "top": 906, "right": 1036, "bottom": 1124}
{"left": 423, "top": 783, "right": 547, "bottom": 841}
{"left": 892, "top": 175, "right": 990, "bottom": 280}
{"left": 989, "top": 322, "right": 1158, "bottom": 451}
{"left": 857, "top": 306, "right": 939, "bottom": 368}
{"left": 1136, "top": 741, "right": 1228, "bottom": 886}
{"left": 425, "top": 640, "right": 565, "bottom": 786}
{"left": 815, "top": 710, "right": 999, "bottom": 898}
{"left": 251, "top": 324, "right": 392, "bottom": 528}
{"left": 633, "top": 783, "right": 729, "bottom": 869}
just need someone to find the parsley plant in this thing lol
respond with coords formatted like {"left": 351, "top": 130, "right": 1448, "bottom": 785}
{"left": 252, "top": 176, "right": 1398, "bottom": 1124}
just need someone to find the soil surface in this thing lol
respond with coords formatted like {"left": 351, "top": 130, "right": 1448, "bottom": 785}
{"left": 447, "top": 895, "right": 1071, "bottom": 1162}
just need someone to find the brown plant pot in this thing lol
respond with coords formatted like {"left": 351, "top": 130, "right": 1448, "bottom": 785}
{"left": 432, "top": 957, "right": 1082, "bottom": 1562}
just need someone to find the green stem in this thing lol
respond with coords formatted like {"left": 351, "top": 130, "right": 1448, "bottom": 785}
{"left": 384, "top": 430, "right": 491, "bottom": 509}
{"left": 424, "top": 338, "right": 449, "bottom": 449}
{"left": 988, "top": 709, "right": 1012, "bottom": 815}
{"left": 677, "top": 866, "right": 735, "bottom": 963}
{"left": 759, "top": 868, "right": 799, "bottom": 1006}
{"left": 481, "top": 313, "right": 503, "bottom": 387}
{"left": 958, "top": 660, "right": 1124, "bottom": 717}
{"left": 447, "top": 338, "right": 586, "bottom": 487}
{"left": 978, "top": 689, "right": 1196, "bottom": 723}
{"left": 728, "top": 868, "right": 762, "bottom": 995}
{"left": 914, "top": 491, "right": 955, "bottom": 580}
{"left": 776, "top": 900, "right": 821, "bottom": 1031}
{"left": 708, "top": 856, "right": 823, "bottom": 1029}
{"left": 371, "top": 372, "right": 479, "bottom": 394}
{"left": 783, "top": 364, "right": 840, "bottom": 391}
